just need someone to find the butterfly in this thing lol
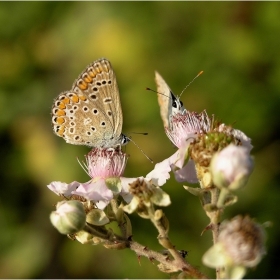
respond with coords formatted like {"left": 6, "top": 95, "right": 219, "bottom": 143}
{"left": 51, "top": 58, "right": 129, "bottom": 148}
{"left": 155, "top": 71, "right": 185, "bottom": 128}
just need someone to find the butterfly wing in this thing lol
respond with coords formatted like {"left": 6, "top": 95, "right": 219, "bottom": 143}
{"left": 52, "top": 58, "right": 124, "bottom": 147}
{"left": 155, "top": 71, "right": 173, "bottom": 128}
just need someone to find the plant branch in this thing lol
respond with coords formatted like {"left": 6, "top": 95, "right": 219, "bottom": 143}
{"left": 128, "top": 240, "right": 209, "bottom": 279}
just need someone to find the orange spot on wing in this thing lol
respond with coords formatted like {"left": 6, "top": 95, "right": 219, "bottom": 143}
{"left": 56, "top": 117, "right": 65, "bottom": 124}
{"left": 56, "top": 110, "right": 66, "bottom": 116}
{"left": 58, "top": 126, "right": 65, "bottom": 136}
{"left": 79, "top": 95, "right": 87, "bottom": 101}
{"left": 84, "top": 75, "right": 92, "bottom": 83}
{"left": 62, "top": 98, "right": 70, "bottom": 104}
{"left": 78, "top": 80, "right": 88, "bottom": 90}
{"left": 72, "top": 95, "right": 79, "bottom": 103}
{"left": 59, "top": 103, "right": 66, "bottom": 109}
{"left": 89, "top": 71, "right": 96, "bottom": 78}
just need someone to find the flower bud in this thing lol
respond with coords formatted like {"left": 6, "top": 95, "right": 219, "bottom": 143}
{"left": 218, "top": 215, "right": 266, "bottom": 267}
{"left": 203, "top": 216, "right": 266, "bottom": 278}
{"left": 210, "top": 144, "right": 253, "bottom": 190}
{"left": 50, "top": 200, "right": 86, "bottom": 235}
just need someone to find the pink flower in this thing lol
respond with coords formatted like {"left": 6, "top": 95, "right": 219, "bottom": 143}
{"left": 162, "top": 110, "right": 212, "bottom": 183}
{"left": 159, "top": 110, "right": 252, "bottom": 184}
{"left": 86, "top": 148, "right": 127, "bottom": 178}
{"left": 165, "top": 110, "right": 212, "bottom": 148}
{"left": 48, "top": 148, "right": 131, "bottom": 210}
{"left": 72, "top": 148, "right": 130, "bottom": 209}
{"left": 48, "top": 146, "right": 174, "bottom": 211}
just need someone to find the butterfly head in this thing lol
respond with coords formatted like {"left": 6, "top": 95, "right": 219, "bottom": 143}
{"left": 170, "top": 90, "right": 185, "bottom": 114}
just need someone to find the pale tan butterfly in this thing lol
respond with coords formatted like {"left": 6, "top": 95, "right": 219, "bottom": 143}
{"left": 51, "top": 58, "right": 129, "bottom": 148}
{"left": 155, "top": 71, "right": 186, "bottom": 128}
{"left": 155, "top": 71, "right": 203, "bottom": 128}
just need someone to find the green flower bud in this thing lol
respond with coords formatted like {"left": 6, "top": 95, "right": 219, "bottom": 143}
{"left": 50, "top": 200, "right": 86, "bottom": 235}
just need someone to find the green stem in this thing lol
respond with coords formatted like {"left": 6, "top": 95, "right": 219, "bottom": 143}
{"left": 211, "top": 187, "right": 222, "bottom": 279}
{"left": 217, "top": 188, "right": 230, "bottom": 208}
{"left": 110, "top": 198, "right": 127, "bottom": 238}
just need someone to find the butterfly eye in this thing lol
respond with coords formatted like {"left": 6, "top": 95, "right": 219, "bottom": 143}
{"left": 172, "top": 101, "right": 178, "bottom": 108}
{"left": 180, "top": 100, "right": 183, "bottom": 107}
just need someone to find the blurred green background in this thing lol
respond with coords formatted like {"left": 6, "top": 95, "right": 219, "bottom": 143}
{"left": 0, "top": 2, "right": 279, "bottom": 278}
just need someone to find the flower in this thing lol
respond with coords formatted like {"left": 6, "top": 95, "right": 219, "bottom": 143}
{"left": 47, "top": 148, "right": 131, "bottom": 209}
{"left": 202, "top": 215, "right": 266, "bottom": 279}
{"left": 73, "top": 148, "right": 131, "bottom": 209}
{"left": 158, "top": 109, "right": 253, "bottom": 185}
{"left": 165, "top": 110, "right": 212, "bottom": 148}
{"left": 154, "top": 110, "right": 212, "bottom": 184}
{"left": 86, "top": 148, "right": 127, "bottom": 178}
{"left": 211, "top": 144, "right": 254, "bottom": 190}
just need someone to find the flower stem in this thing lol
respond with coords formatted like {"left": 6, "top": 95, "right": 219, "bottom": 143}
{"left": 217, "top": 187, "right": 230, "bottom": 209}
{"left": 209, "top": 187, "right": 223, "bottom": 279}
{"left": 146, "top": 205, "right": 208, "bottom": 278}
{"left": 128, "top": 240, "right": 209, "bottom": 279}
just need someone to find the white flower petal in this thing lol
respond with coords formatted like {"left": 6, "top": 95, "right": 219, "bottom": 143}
{"left": 173, "top": 159, "right": 198, "bottom": 183}
{"left": 47, "top": 181, "right": 79, "bottom": 196}
{"left": 232, "top": 129, "right": 252, "bottom": 151}
{"left": 146, "top": 159, "right": 171, "bottom": 186}
{"left": 73, "top": 179, "right": 113, "bottom": 202}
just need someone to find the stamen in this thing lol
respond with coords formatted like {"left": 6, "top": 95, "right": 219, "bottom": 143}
{"left": 77, "top": 157, "right": 90, "bottom": 177}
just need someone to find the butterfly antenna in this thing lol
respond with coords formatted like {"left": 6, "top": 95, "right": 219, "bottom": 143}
{"left": 127, "top": 136, "right": 153, "bottom": 163}
{"left": 179, "top": 70, "right": 203, "bottom": 99}
{"left": 129, "top": 132, "right": 148, "bottom": 135}
{"left": 146, "top": 87, "right": 171, "bottom": 100}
